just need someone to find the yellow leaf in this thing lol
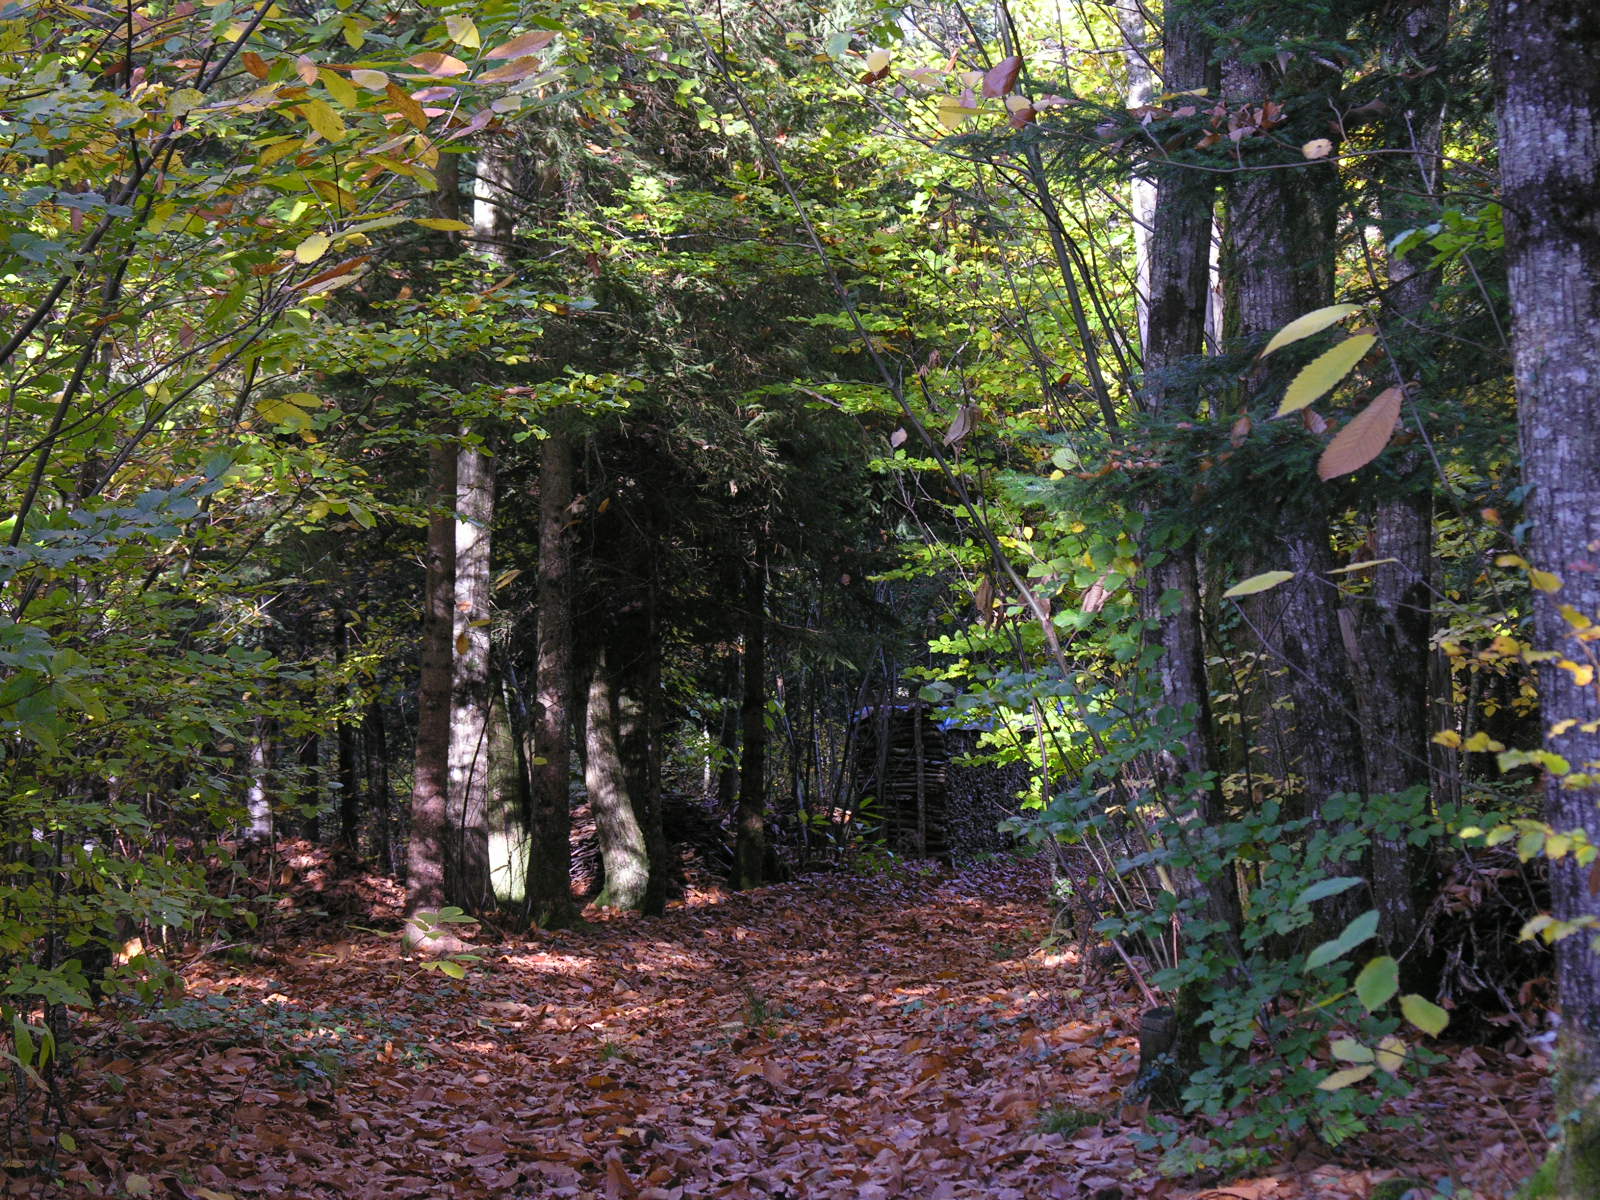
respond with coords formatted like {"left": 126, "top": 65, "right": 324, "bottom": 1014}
{"left": 414, "top": 217, "right": 471, "bottom": 232}
{"left": 1258, "top": 303, "right": 1362, "bottom": 358}
{"left": 936, "top": 96, "right": 979, "bottom": 130}
{"left": 1375, "top": 1035, "right": 1406, "bottom": 1074}
{"left": 298, "top": 98, "right": 346, "bottom": 142}
{"left": 1464, "top": 731, "right": 1505, "bottom": 753}
{"left": 865, "top": 48, "right": 890, "bottom": 73}
{"left": 351, "top": 68, "right": 389, "bottom": 90}
{"left": 1431, "top": 730, "right": 1462, "bottom": 749}
{"left": 1222, "top": 570, "right": 1295, "bottom": 599}
{"left": 294, "top": 232, "right": 330, "bottom": 263}
{"left": 386, "top": 82, "right": 429, "bottom": 130}
{"left": 486, "top": 30, "right": 557, "bottom": 59}
{"left": 445, "top": 14, "right": 480, "bottom": 48}
{"left": 296, "top": 54, "right": 318, "bottom": 86}
{"left": 1530, "top": 569, "right": 1564, "bottom": 593}
{"left": 259, "top": 138, "right": 304, "bottom": 167}
{"left": 1277, "top": 334, "right": 1376, "bottom": 416}
{"left": 1317, "top": 385, "right": 1403, "bottom": 480}
{"left": 1561, "top": 660, "right": 1595, "bottom": 687}
{"left": 1317, "top": 1065, "right": 1374, "bottom": 1091}
{"left": 1301, "top": 137, "right": 1334, "bottom": 159}
{"left": 320, "top": 67, "right": 357, "bottom": 108}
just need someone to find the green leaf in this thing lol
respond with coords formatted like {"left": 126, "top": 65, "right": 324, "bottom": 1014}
{"left": 436, "top": 960, "right": 467, "bottom": 979}
{"left": 1277, "top": 334, "right": 1376, "bottom": 416}
{"left": 1399, "top": 993, "right": 1449, "bottom": 1037}
{"left": 1355, "top": 955, "right": 1400, "bottom": 1012}
{"left": 1317, "top": 1064, "right": 1375, "bottom": 1091}
{"left": 1222, "top": 570, "right": 1295, "bottom": 600}
{"left": 1258, "top": 303, "right": 1363, "bottom": 358}
{"left": 1296, "top": 875, "right": 1363, "bottom": 907}
{"left": 1330, "top": 1036, "right": 1373, "bottom": 1063}
{"left": 1305, "top": 909, "right": 1379, "bottom": 969}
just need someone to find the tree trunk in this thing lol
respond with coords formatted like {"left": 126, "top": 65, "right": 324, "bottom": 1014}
{"left": 446, "top": 438, "right": 495, "bottom": 912}
{"left": 364, "top": 699, "right": 393, "bottom": 875}
{"left": 1223, "top": 52, "right": 1367, "bottom": 934}
{"left": 526, "top": 431, "right": 577, "bottom": 928}
{"left": 406, "top": 437, "right": 458, "bottom": 947}
{"left": 1119, "top": 0, "right": 1157, "bottom": 351}
{"left": 1343, "top": 0, "right": 1451, "bottom": 964}
{"left": 732, "top": 556, "right": 767, "bottom": 890}
{"left": 335, "top": 607, "right": 361, "bottom": 853}
{"left": 1138, "top": 2, "right": 1239, "bottom": 935}
{"left": 716, "top": 650, "right": 741, "bottom": 808}
{"left": 244, "top": 718, "right": 273, "bottom": 843}
{"left": 1495, "top": 2, "right": 1600, "bottom": 1190}
{"left": 618, "top": 668, "right": 668, "bottom": 916}
{"left": 586, "top": 646, "right": 650, "bottom": 909}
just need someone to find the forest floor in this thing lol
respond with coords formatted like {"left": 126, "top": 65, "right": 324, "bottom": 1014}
{"left": 22, "top": 851, "right": 1550, "bottom": 1199}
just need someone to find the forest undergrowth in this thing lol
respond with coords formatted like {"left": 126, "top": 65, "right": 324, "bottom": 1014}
{"left": 15, "top": 854, "right": 1550, "bottom": 1199}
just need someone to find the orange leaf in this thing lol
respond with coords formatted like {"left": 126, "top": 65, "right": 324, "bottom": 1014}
{"left": 982, "top": 55, "right": 1022, "bottom": 97}
{"left": 1317, "top": 385, "right": 1403, "bottom": 480}
{"left": 486, "top": 30, "right": 557, "bottom": 59}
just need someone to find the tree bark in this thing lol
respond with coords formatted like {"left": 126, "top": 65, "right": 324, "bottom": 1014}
{"left": 244, "top": 718, "right": 274, "bottom": 843}
{"left": 1138, "top": 1, "right": 1239, "bottom": 936}
{"left": 1496, "top": 2, "right": 1600, "bottom": 1189}
{"left": 406, "top": 437, "right": 458, "bottom": 948}
{"left": 1223, "top": 52, "right": 1368, "bottom": 936}
{"left": 335, "top": 607, "right": 361, "bottom": 853}
{"left": 527, "top": 431, "right": 577, "bottom": 927}
{"left": 364, "top": 699, "right": 393, "bottom": 875}
{"left": 586, "top": 646, "right": 650, "bottom": 909}
{"left": 732, "top": 556, "right": 768, "bottom": 890}
{"left": 446, "top": 438, "right": 495, "bottom": 912}
{"left": 1345, "top": 0, "right": 1451, "bottom": 963}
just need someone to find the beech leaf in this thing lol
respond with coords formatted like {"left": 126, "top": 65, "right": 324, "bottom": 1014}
{"left": 1222, "top": 570, "right": 1295, "bottom": 599}
{"left": 1355, "top": 955, "right": 1400, "bottom": 1012}
{"left": 1277, "top": 334, "right": 1376, "bottom": 416}
{"left": 982, "top": 55, "right": 1022, "bottom": 98}
{"left": 486, "top": 30, "right": 557, "bottom": 59}
{"left": 1400, "top": 993, "right": 1450, "bottom": 1037}
{"left": 408, "top": 51, "right": 470, "bottom": 77}
{"left": 1318, "top": 385, "right": 1403, "bottom": 480}
{"left": 1258, "top": 303, "right": 1362, "bottom": 358}
{"left": 1318, "top": 1065, "right": 1375, "bottom": 1091}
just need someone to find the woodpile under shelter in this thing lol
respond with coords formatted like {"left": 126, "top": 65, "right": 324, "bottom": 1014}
{"left": 851, "top": 704, "right": 951, "bottom": 861}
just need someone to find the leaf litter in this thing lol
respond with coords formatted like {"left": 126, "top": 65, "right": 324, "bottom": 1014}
{"left": 25, "top": 856, "right": 1549, "bottom": 1198}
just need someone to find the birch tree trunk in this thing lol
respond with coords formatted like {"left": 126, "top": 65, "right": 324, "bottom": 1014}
{"left": 1495, "top": 2, "right": 1600, "bottom": 1188}
{"left": 446, "top": 441, "right": 495, "bottom": 911}
{"left": 527, "top": 431, "right": 577, "bottom": 927}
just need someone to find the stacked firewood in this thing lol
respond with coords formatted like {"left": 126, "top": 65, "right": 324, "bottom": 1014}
{"left": 852, "top": 705, "right": 952, "bottom": 861}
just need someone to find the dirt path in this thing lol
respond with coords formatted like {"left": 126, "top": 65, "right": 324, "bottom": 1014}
{"left": 41, "top": 858, "right": 1544, "bottom": 1198}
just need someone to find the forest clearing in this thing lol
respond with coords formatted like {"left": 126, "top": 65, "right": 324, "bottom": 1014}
{"left": 4, "top": 0, "right": 1600, "bottom": 1194}
{"left": 18, "top": 851, "right": 1553, "bottom": 1198}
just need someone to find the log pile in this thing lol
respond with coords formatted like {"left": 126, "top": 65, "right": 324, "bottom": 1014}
{"left": 852, "top": 705, "right": 951, "bottom": 861}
